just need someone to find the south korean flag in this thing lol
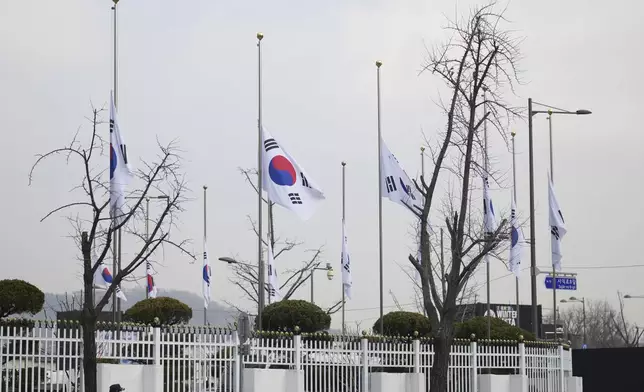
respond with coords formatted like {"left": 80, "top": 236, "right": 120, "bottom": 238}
{"left": 380, "top": 138, "right": 423, "bottom": 214}
{"left": 261, "top": 127, "right": 325, "bottom": 221}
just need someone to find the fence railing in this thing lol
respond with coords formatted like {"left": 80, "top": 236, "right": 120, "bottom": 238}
{"left": 0, "top": 322, "right": 570, "bottom": 392}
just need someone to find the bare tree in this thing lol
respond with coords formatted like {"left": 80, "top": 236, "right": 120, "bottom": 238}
{"left": 613, "top": 292, "right": 644, "bottom": 347}
{"left": 408, "top": 3, "right": 521, "bottom": 391}
{"left": 559, "top": 294, "right": 643, "bottom": 348}
{"left": 225, "top": 169, "right": 342, "bottom": 314}
{"left": 29, "top": 107, "right": 193, "bottom": 392}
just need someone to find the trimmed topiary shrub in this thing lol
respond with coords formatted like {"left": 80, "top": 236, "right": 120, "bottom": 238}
{"left": 124, "top": 297, "right": 192, "bottom": 325}
{"left": 261, "top": 300, "right": 330, "bottom": 333}
{"left": 455, "top": 316, "right": 535, "bottom": 341}
{"left": 372, "top": 311, "right": 432, "bottom": 337}
{"left": 0, "top": 280, "right": 45, "bottom": 319}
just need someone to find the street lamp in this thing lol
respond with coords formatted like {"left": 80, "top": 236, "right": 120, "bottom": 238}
{"left": 310, "top": 263, "right": 334, "bottom": 304}
{"left": 624, "top": 294, "right": 644, "bottom": 299}
{"left": 527, "top": 98, "right": 592, "bottom": 337}
{"left": 218, "top": 257, "right": 256, "bottom": 269}
{"left": 560, "top": 296, "right": 586, "bottom": 346}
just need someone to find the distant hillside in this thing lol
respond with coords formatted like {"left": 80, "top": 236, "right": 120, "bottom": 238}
{"left": 34, "top": 289, "right": 239, "bottom": 327}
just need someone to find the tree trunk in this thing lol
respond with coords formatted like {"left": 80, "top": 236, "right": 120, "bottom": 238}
{"left": 81, "top": 231, "right": 98, "bottom": 392}
{"left": 430, "top": 335, "right": 451, "bottom": 392}
{"left": 82, "top": 314, "right": 98, "bottom": 392}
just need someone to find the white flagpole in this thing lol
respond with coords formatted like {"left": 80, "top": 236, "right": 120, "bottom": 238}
{"left": 376, "top": 60, "right": 384, "bottom": 335}
{"left": 256, "top": 32, "right": 265, "bottom": 329}
{"left": 483, "top": 87, "right": 491, "bottom": 341}
{"left": 341, "top": 161, "right": 346, "bottom": 334}
{"left": 512, "top": 131, "right": 520, "bottom": 329}
{"left": 111, "top": 0, "right": 119, "bottom": 323}
{"left": 267, "top": 197, "right": 273, "bottom": 305}
{"left": 203, "top": 185, "right": 208, "bottom": 325}
{"left": 548, "top": 113, "right": 558, "bottom": 338}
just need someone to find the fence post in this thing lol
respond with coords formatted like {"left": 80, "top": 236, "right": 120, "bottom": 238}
{"left": 413, "top": 335, "right": 420, "bottom": 374}
{"left": 361, "top": 336, "right": 369, "bottom": 391}
{"left": 518, "top": 339, "right": 526, "bottom": 377}
{"left": 294, "top": 330, "right": 302, "bottom": 391}
{"left": 153, "top": 326, "right": 161, "bottom": 365}
{"left": 558, "top": 343, "right": 565, "bottom": 392}
{"left": 233, "top": 331, "right": 241, "bottom": 392}
{"left": 470, "top": 334, "right": 478, "bottom": 392}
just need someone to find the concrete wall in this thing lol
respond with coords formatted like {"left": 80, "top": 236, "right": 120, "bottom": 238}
{"left": 242, "top": 368, "right": 303, "bottom": 392}
{"left": 96, "top": 364, "right": 162, "bottom": 392}
{"left": 369, "top": 372, "right": 425, "bottom": 392}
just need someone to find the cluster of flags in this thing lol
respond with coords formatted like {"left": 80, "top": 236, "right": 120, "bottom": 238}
{"left": 487, "top": 174, "right": 567, "bottom": 278}
{"left": 96, "top": 89, "right": 568, "bottom": 310}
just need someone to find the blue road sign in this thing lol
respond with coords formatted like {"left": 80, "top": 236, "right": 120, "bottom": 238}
{"left": 544, "top": 276, "right": 577, "bottom": 290}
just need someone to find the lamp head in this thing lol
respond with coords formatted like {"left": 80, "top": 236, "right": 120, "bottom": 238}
{"left": 326, "top": 268, "right": 335, "bottom": 280}
{"left": 375, "top": 60, "right": 383, "bottom": 68}
{"left": 576, "top": 109, "right": 592, "bottom": 115}
{"left": 625, "top": 294, "right": 632, "bottom": 299}
{"left": 511, "top": 130, "right": 516, "bottom": 137}
{"left": 257, "top": 32, "right": 264, "bottom": 41}
{"left": 218, "top": 257, "right": 236, "bottom": 265}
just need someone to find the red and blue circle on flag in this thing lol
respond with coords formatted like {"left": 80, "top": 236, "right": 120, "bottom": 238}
{"left": 203, "top": 265, "right": 211, "bottom": 284}
{"left": 268, "top": 155, "right": 297, "bottom": 186}
{"left": 102, "top": 267, "right": 113, "bottom": 284}
{"left": 110, "top": 144, "right": 117, "bottom": 180}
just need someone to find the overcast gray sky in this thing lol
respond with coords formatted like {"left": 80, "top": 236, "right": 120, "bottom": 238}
{"left": 2, "top": 0, "right": 643, "bottom": 330}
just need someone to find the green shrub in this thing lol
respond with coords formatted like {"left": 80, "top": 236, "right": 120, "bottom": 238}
{"left": 0, "top": 280, "right": 45, "bottom": 319}
{"left": 124, "top": 297, "right": 192, "bottom": 325}
{"left": 261, "top": 300, "right": 330, "bottom": 333}
{"left": 372, "top": 311, "right": 432, "bottom": 337}
{"left": 455, "top": 316, "right": 535, "bottom": 341}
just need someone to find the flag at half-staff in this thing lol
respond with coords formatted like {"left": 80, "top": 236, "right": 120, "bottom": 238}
{"left": 341, "top": 219, "right": 352, "bottom": 300}
{"left": 379, "top": 138, "right": 423, "bottom": 213}
{"left": 508, "top": 196, "right": 522, "bottom": 277}
{"left": 109, "top": 91, "right": 133, "bottom": 225}
{"left": 267, "top": 242, "right": 281, "bottom": 300}
{"left": 261, "top": 127, "right": 325, "bottom": 220}
{"left": 146, "top": 262, "right": 157, "bottom": 298}
{"left": 202, "top": 243, "right": 211, "bottom": 308}
{"left": 93, "top": 249, "right": 127, "bottom": 301}
{"left": 549, "top": 178, "right": 567, "bottom": 271}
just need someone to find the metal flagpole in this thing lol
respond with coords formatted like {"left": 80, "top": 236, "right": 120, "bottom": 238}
{"left": 203, "top": 185, "right": 208, "bottom": 324}
{"left": 375, "top": 60, "right": 384, "bottom": 335}
{"left": 548, "top": 111, "right": 558, "bottom": 339}
{"left": 256, "top": 32, "right": 265, "bottom": 330}
{"left": 145, "top": 197, "right": 150, "bottom": 299}
{"left": 420, "top": 147, "right": 429, "bottom": 317}
{"left": 111, "top": 0, "right": 119, "bottom": 323}
{"left": 267, "top": 198, "right": 273, "bottom": 305}
{"left": 527, "top": 98, "right": 539, "bottom": 337}
{"left": 511, "top": 131, "right": 520, "bottom": 329}
{"left": 340, "top": 162, "right": 347, "bottom": 332}
{"left": 483, "top": 88, "right": 491, "bottom": 341}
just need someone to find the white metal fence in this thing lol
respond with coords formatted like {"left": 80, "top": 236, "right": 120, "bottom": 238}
{"left": 0, "top": 321, "right": 571, "bottom": 392}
